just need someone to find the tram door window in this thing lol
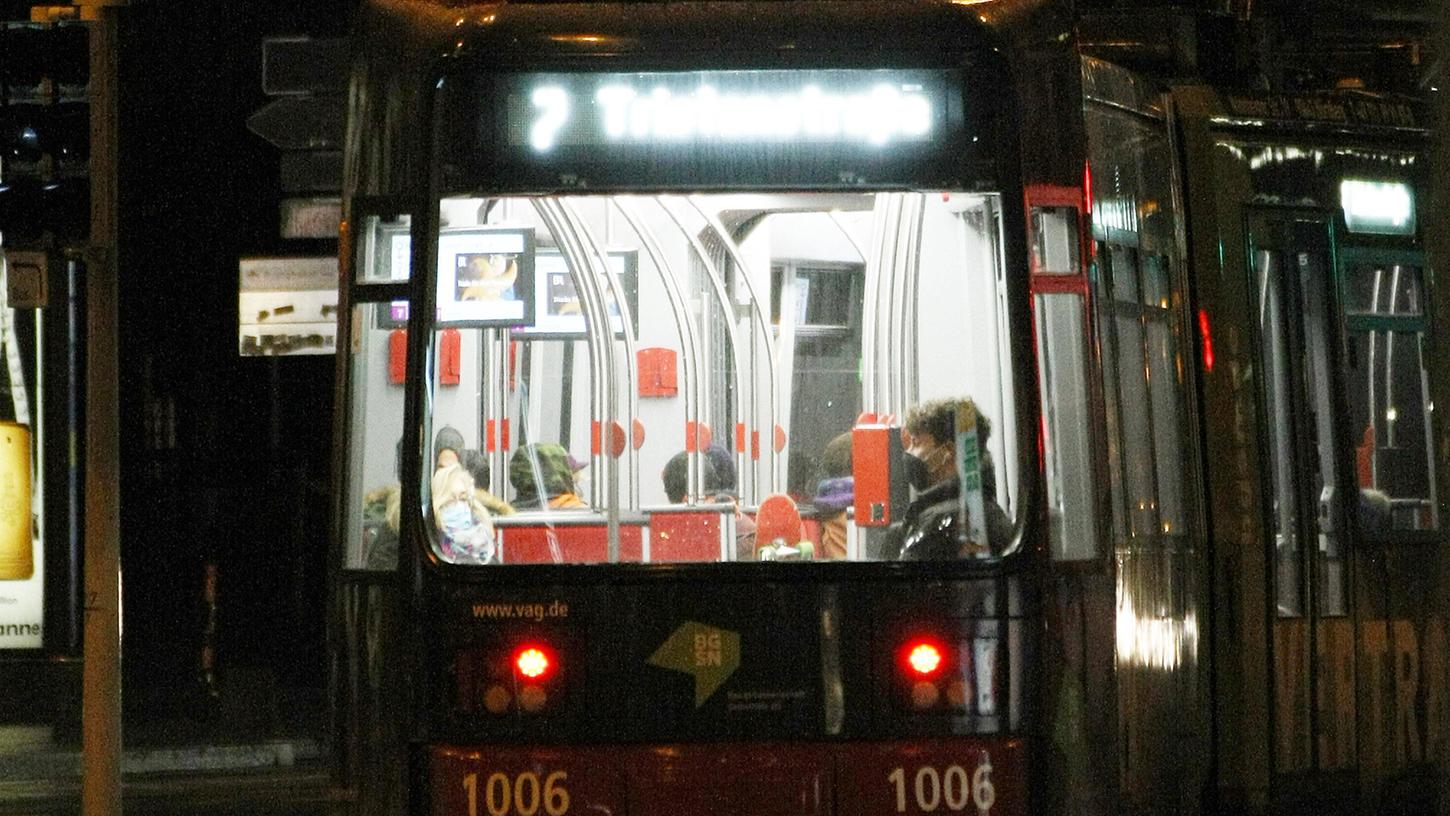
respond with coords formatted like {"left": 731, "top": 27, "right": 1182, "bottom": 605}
{"left": 343, "top": 211, "right": 413, "bottom": 570}
{"left": 1248, "top": 212, "right": 1356, "bottom": 774}
{"left": 1028, "top": 200, "right": 1099, "bottom": 561}
{"left": 1340, "top": 252, "right": 1437, "bottom": 537}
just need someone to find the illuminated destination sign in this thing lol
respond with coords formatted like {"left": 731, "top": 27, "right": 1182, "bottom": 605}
{"left": 1340, "top": 179, "right": 1416, "bottom": 235}
{"left": 507, "top": 70, "right": 949, "bottom": 153}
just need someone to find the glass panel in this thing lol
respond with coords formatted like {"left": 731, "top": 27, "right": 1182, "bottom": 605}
{"left": 1343, "top": 262, "right": 1423, "bottom": 316}
{"left": 1030, "top": 206, "right": 1081, "bottom": 275}
{"left": 356, "top": 212, "right": 413, "bottom": 284}
{"left": 1146, "top": 318, "right": 1186, "bottom": 536}
{"left": 1097, "top": 246, "right": 1127, "bottom": 543}
{"left": 345, "top": 301, "right": 410, "bottom": 570}
{"left": 419, "top": 192, "right": 1021, "bottom": 564}
{"left": 1110, "top": 244, "right": 1139, "bottom": 302}
{"left": 1256, "top": 248, "right": 1303, "bottom": 617}
{"left": 1292, "top": 248, "right": 1346, "bottom": 617}
{"left": 1346, "top": 330, "right": 1438, "bottom": 533}
{"left": 1115, "top": 311, "right": 1157, "bottom": 538}
{"left": 1035, "top": 293, "right": 1098, "bottom": 561}
{"left": 1142, "top": 254, "right": 1171, "bottom": 310}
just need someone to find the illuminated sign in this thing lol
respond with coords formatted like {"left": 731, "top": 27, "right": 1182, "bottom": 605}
{"left": 1341, "top": 179, "right": 1416, "bottom": 235}
{"left": 238, "top": 257, "right": 339, "bottom": 356}
{"left": 435, "top": 227, "right": 536, "bottom": 327}
{"left": 509, "top": 70, "right": 946, "bottom": 153}
{"left": 0, "top": 424, "right": 41, "bottom": 650}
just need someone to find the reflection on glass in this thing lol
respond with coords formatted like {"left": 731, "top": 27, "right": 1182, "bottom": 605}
{"left": 1257, "top": 249, "right": 1303, "bottom": 617}
{"left": 1345, "top": 263, "right": 1423, "bottom": 317}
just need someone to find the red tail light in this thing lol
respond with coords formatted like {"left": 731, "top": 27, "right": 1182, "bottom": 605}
{"left": 514, "top": 645, "right": 553, "bottom": 680}
{"left": 903, "top": 641, "right": 943, "bottom": 677}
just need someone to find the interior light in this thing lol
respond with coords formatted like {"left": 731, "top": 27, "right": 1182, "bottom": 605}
{"left": 515, "top": 646, "right": 552, "bottom": 679}
{"left": 905, "top": 642, "right": 943, "bottom": 676}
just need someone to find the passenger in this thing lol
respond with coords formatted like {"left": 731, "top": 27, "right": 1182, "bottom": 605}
{"left": 670, "top": 445, "right": 756, "bottom": 557}
{"left": 890, "top": 398, "right": 1011, "bottom": 559}
{"left": 459, "top": 449, "right": 515, "bottom": 517}
{"left": 435, "top": 425, "right": 466, "bottom": 470}
{"left": 662, "top": 451, "right": 722, "bottom": 504}
{"left": 811, "top": 432, "right": 854, "bottom": 559}
{"left": 362, "top": 439, "right": 406, "bottom": 570}
{"left": 788, "top": 452, "right": 820, "bottom": 505}
{"left": 431, "top": 463, "right": 498, "bottom": 563}
{"left": 509, "top": 443, "right": 589, "bottom": 510}
{"left": 703, "top": 444, "right": 738, "bottom": 496}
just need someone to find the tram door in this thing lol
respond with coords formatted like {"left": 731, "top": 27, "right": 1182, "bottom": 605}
{"left": 1247, "top": 209, "right": 1358, "bottom": 800}
{"left": 1247, "top": 207, "right": 1444, "bottom": 806}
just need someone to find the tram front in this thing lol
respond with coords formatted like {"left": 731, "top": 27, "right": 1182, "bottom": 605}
{"left": 335, "top": 3, "right": 1042, "bottom": 814}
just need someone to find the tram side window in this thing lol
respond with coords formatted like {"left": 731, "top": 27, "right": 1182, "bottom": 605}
{"left": 1343, "top": 262, "right": 1437, "bottom": 534}
{"left": 356, "top": 213, "right": 412, "bottom": 284}
{"left": 1031, "top": 204, "right": 1098, "bottom": 561}
{"left": 344, "top": 213, "right": 414, "bottom": 570}
{"left": 1101, "top": 246, "right": 1188, "bottom": 541}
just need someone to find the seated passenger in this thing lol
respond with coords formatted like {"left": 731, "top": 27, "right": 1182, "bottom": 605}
{"left": 431, "top": 464, "right": 498, "bottom": 563}
{"left": 703, "top": 444, "right": 738, "bottom": 497}
{"left": 435, "top": 425, "right": 465, "bottom": 470}
{"left": 661, "top": 451, "right": 722, "bottom": 503}
{"left": 811, "top": 432, "right": 854, "bottom": 559}
{"left": 889, "top": 398, "right": 1011, "bottom": 560}
{"left": 362, "top": 439, "right": 406, "bottom": 570}
{"left": 459, "top": 449, "right": 515, "bottom": 517}
{"left": 509, "top": 443, "right": 589, "bottom": 510}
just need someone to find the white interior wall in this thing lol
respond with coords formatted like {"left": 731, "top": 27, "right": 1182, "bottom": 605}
{"left": 356, "top": 314, "right": 407, "bottom": 495}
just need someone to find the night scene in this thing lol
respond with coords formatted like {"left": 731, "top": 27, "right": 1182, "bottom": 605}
{"left": 0, "top": 1, "right": 1446, "bottom": 814}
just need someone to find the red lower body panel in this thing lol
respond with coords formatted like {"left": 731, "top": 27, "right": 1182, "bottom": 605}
{"left": 428, "top": 737, "right": 1025, "bottom": 816}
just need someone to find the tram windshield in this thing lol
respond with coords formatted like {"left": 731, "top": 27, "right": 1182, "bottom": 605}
{"left": 346, "top": 190, "right": 1023, "bottom": 567}
{"left": 421, "top": 191, "right": 1022, "bottom": 565}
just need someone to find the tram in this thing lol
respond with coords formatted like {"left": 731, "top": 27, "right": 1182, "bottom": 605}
{"left": 329, "top": 1, "right": 1444, "bottom": 814}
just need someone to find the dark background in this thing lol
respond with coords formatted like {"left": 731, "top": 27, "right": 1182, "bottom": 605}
{"left": 108, "top": 1, "right": 355, "bottom": 730}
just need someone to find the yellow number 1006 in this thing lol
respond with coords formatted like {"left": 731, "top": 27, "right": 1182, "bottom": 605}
{"left": 462, "top": 770, "right": 571, "bottom": 816}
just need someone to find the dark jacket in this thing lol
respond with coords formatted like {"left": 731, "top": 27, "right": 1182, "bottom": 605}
{"left": 889, "top": 477, "right": 1012, "bottom": 560}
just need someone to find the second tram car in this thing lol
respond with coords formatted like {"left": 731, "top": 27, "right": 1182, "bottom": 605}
{"left": 330, "top": 2, "right": 1444, "bottom": 814}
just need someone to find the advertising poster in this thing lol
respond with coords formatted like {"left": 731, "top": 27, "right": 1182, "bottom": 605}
{"left": 238, "top": 257, "right": 340, "bottom": 356}
{"left": 0, "top": 423, "right": 41, "bottom": 650}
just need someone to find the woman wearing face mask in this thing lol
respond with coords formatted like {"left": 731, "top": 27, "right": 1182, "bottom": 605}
{"left": 888, "top": 397, "right": 1011, "bottom": 560}
{"left": 432, "top": 464, "right": 499, "bottom": 563}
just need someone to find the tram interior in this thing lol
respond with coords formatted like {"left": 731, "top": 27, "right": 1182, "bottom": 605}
{"left": 346, "top": 192, "right": 1023, "bottom": 567}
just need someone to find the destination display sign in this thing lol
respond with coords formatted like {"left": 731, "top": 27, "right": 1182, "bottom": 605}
{"left": 506, "top": 69, "right": 944, "bottom": 153}
{"left": 442, "top": 68, "right": 985, "bottom": 191}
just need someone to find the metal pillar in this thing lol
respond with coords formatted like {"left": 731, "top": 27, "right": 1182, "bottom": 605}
{"left": 80, "top": 3, "right": 123, "bottom": 815}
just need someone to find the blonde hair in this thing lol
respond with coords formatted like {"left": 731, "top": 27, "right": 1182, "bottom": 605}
{"left": 431, "top": 464, "right": 496, "bottom": 538}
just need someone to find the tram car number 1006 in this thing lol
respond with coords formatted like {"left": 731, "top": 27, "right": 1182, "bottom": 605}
{"left": 447, "top": 757, "right": 1000, "bottom": 816}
